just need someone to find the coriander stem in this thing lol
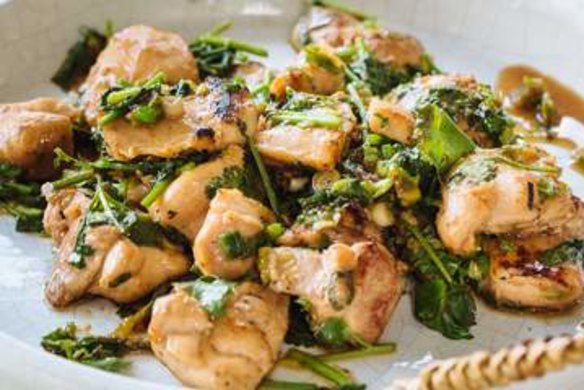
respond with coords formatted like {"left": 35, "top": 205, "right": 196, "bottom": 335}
{"left": 270, "top": 110, "right": 342, "bottom": 129}
{"left": 258, "top": 379, "right": 319, "bottom": 390}
{"left": 320, "top": 343, "right": 396, "bottom": 362}
{"left": 196, "top": 35, "right": 268, "bottom": 57}
{"left": 208, "top": 20, "right": 233, "bottom": 36}
{"left": 140, "top": 177, "right": 174, "bottom": 208}
{"left": 51, "top": 170, "right": 95, "bottom": 190}
{"left": 286, "top": 348, "right": 354, "bottom": 387}
{"left": 247, "top": 135, "right": 279, "bottom": 214}
{"left": 406, "top": 224, "right": 453, "bottom": 284}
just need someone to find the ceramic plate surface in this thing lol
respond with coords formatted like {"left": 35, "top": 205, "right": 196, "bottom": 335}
{"left": 0, "top": 0, "right": 583, "bottom": 389}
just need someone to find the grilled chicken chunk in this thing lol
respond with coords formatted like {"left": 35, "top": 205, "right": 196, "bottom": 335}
{"left": 480, "top": 238, "right": 584, "bottom": 311}
{"left": 387, "top": 73, "right": 511, "bottom": 147}
{"left": 43, "top": 189, "right": 91, "bottom": 244}
{"left": 437, "top": 146, "right": 580, "bottom": 256}
{"left": 256, "top": 94, "right": 357, "bottom": 170}
{"left": 292, "top": 6, "right": 425, "bottom": 69}
{"left": 0, "top": 98, "right": 77, "bottom": 179}
{"left": 278, "top": 201, "right": 382, "bottom": 248}
{"left": 100, "top": 77, "right": 256, "bottom": 161}
{"left": 45, "top": 223, "right": 190, "bottom": 307}
{"left": 194, "top": 189, "right": 275, "bottom": 279}
{"left": 149, "top": 282, "right": 289, "bottom": 390}
{"left": 81, "top": 25, "right": 198, "bottom": 123}
{"left": 270, "top": 44, "right": 345, "bottom": 99}
{"left": 260, "top": 241, "right": 404, "bottom": 343}
{"left": 233, "top": 61, "right": 270, "bottom": 90}
{"left": 149, "top": 145, "right": 245, "bottom": 241}
{"left": 367, "top": 97, "right": 415, "bottom": 144}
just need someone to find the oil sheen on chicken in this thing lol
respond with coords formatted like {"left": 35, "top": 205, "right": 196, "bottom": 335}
{"left": 148, "top": 282, "right": 289, "bottom": 390}
{"left": 259, "top": 241, "right": 404, "bottom": 343}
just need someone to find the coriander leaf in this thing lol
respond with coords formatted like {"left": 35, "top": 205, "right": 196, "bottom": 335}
{"left": 539, "top": 240, "right": 584, "bottom": 267}
{"left": 418, "top": 104, "right": 476, "bottom": 173}
{"left": 179, "top": 277, "right": 235, "bottom": 318}
{"left": 414, "top": 279, "right": 476, "bottom": 340}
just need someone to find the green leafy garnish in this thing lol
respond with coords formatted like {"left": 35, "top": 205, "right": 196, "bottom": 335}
{"left": 418, "top": 104, "right": 476, "bottom": 173}
{"left": 41, "top": 323, "right": 136, "bottom": 372}
{"left": 539, "top": 240, "right": 584, "bottom": 267}
{"left": 217, "top": 230, "right": 266, "bottom": 259}
{"left": 179, "top": 277, "right": 236, "bottom": 318}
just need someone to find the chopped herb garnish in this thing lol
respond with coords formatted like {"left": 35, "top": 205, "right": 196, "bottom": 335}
{"left": 178, "top": 277, "right": 236, "bottom": 319}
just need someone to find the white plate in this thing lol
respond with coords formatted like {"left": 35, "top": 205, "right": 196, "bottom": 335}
{"left": 1, "top": 0, "right": 583, "bottom": 389}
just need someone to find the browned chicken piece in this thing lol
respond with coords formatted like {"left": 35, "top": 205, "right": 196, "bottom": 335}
{"left": 0, "top": 97, "right": 79, "bottom": 179}
{"left": 194, "top": 189, "right": 275, "bottom": 279}
{"left": 149, "top": 145, "right": 245, "bottom": 241}
{"left": 479, "top": 238, "right": 584, "bottom": 311}
{"left": 43, "top": 189, "right": 91, "bottom": 244}
{"left": 0, "top": 97, "right": 81, "bottom": 121}
{"left": 256, "top": 94, "right": 357, "bottom": 171}
{"left": 270, "top": 44, "right": 345, "bottom": 99}
{"left": 279, "top": 201, "right": 382, "bottom": 248}
{"left": 100, "top": 77, "right": 256, "bottom": 161}
{"left": 367, "top": 97, "right": 415, "bottom": 144}
{"left": 149, "top": 282, "right": 289, "bottom": 390}
{"left": 259, "top": 241, "right": 404, "bottom": 343}
{"left": 292, "top": 6, "right": 425, "bottom": 69}
{"left": 45, "top": 221, "right": 190, "bottom": 307}
{"left": 388, "top": 73, "right": 506, "bottom": 147}
{"left": 232, "top": 61, "right": 270, "bottom": 90}
{"left": 437, "top": 146, "right": 581, "bottom": 256}
{"left": 80, "top": 25, "right": 199, "bottom": 123}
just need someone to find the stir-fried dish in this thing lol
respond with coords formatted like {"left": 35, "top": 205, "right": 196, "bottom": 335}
{"left": 1, "top": 1, "right": 583, "bottom": 389}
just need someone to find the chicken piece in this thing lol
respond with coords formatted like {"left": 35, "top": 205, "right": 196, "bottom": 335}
{"left": 260, "top": 241, "right": 404, "bottom": 343}
{"left": 388, "top": 73, "right": 511, "bottom": 147}
{"left": 43, "top": 189, "right": 91, "bottom": 244}
{"left": 232, "top": 61, "right": 269, "bottom": 90}
{"left": 194, "top": 189, "right": 275, "bottom": 279}
{"left": 367, "top": 97, "right": 415, "bottom": 144}
{"left": 0, "top": 111, "right": 73, "bottom": 180}
{"left": 149, "top": 145, "right": 245, "bottom": 241}
{"left": 80, "top": 25, "right": 198, "bottom": 123}
{"left": 479, "top": 238, "right": 584, "bottom": 311}
{"left": 256, "top": 94, "right": 357, "bottom": 171}
{"left": 0, "top": 97, "right": 81, "bottom": 121}
{"left": 279, "top": 201, "right": 382, "bottom": 248}
{"left": 270, "top": 44, "right": 345, "bottom": 99}
{"left": 45, "top": 222, "right": 190, "bottom": 307}
{"left": 292, "top": 6, "right": 425, "bottom": 69}
{"left": 437, "top": 147, "right": 580, "bottom": 255}
{"left": 148, "top": 282, "right": 289, "bottom": 390}
{"left": 100, "top": 77, "right": 256, "bottom": 161}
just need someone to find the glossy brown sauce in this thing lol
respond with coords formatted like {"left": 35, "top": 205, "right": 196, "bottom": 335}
{"left": 496, "top": 64, "right": 584, "bottom": 124}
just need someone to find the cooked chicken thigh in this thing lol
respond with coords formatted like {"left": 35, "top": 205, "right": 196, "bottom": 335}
{"left": 367, "top": 97, "right": 415, "bottom": 144}
{"left": 260, "top": 241, "right": 404, "bottom": 343}
{"left": 81, "top": 25, "right": 198, "bottom": 123}
{"left": 194, "top": 189, "right": 275, "bottom": 279}
{"left": 0, "top": 98, "right": 77, "bottom": 179}
{"left": 148, "top": 282, "right": 288, "bottom": 390}
{"left": 480, "top": 238, "right": 584, "bottom": 311}
{"left": 437, "top": 146, "right": 578, "bottom": 255}
{"left": 149, "top": 145, "right": 245, "bottom": 241}
{"left": 256, "top": 93, "right": 357, "bottom": 171}
{"left": 292, "top": 6, "right": 425, "bottom": 69}
{"left": 270, "top": 44, "right": 345, "bottom": 99}
{"left": 43, "top": 189, "right": 91, "bottom": 244}
{"left": 100, "top": 77, "right": 257, "bottom": 161}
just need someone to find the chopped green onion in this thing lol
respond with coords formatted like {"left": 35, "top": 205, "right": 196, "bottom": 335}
{"left": 321, "top": 343, "right": 396, "bottom": 362}
{"left": 195, "top": 35, "right": 268, "bottom": 57}
{"left": 270, "top": 110, "right": 342, "bottom": 129}
{"left": 140, "top": 177, "right": 174, "bottom": 208}
{"left": 266, "top": 223, "right": 285, "bottom": 241}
